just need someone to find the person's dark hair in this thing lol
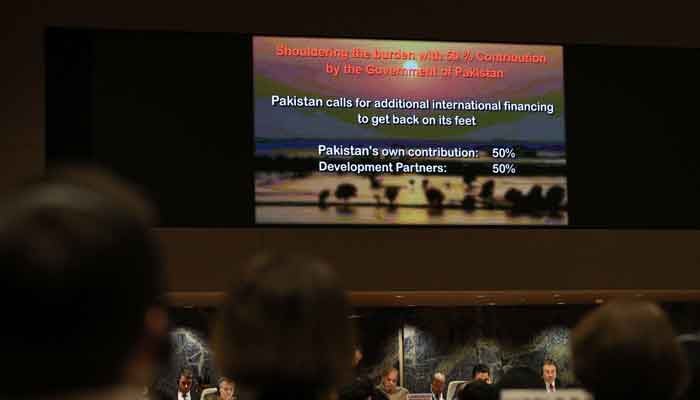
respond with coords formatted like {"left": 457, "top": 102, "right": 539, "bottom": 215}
{"left": 180, "top": 367, "right": 195, "bottom": 380}
{"left": 214, "top": 254, "right": 353, "bottom": 398}
{"left": 0, "top": 167, "right": 164, "bottom": 397}
{"left": 496, "top": 367, "right": 542, "bottom": 389}
{"left": 541, "top": 359, "right": 557, "bottom": 370}
{"left": 472, "top": 364, "right": 490, "bottom": 379}
{"left": 218, "top": 376, "right": 234, "bottom": 387}
{"left": 381, "top": 367, "right": 399, "bottom": 378}
{"left": 572, "top": 301, "right": 689, "bottom": 400}
{"left": 458, "top": 381, "right": 497, "bottom": 400}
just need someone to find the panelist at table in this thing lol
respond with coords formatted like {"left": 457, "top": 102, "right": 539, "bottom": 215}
{"left": 377, "top": 367, "right": 409, "bottom": 400}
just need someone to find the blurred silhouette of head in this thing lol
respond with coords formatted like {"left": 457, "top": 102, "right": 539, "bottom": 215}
{"left": 497, "top": 367, "right": 542, "bottom": 389}
{"left": 458, "top": 380, "right": 497, "bottom": 400}
{"left": 678, "top": 334, "right": 700, "bottom": 400}
{"left": 214, "top": 254, "right": 353, "bottom": 399}
{"left": 572, "top": 301, "right": 688, "bottom": 400}
{"left": 0, "top": 167, "right": 167, "bottom": 397}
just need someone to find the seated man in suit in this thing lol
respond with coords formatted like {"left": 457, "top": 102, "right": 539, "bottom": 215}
{"left": 377, "top": 367, "right": 409, "bottom": 400}
{"left": 541, "top": 359, "right": 561, "bottom": 392}
{"left": 430, "top": 372, "right": 446, "bottom": 400}
{"left": 203, "top": 377, "right": 235, "bottom": 400}
{"left": 177, "top": 368, "right": 201, "bottom": 400}
{"left": 471, "top": 364, "right": 491, "bottom": 384}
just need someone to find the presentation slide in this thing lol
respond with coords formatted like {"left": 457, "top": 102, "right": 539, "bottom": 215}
{"left": 253, "top": 36, "right": 567, "bottom": 225}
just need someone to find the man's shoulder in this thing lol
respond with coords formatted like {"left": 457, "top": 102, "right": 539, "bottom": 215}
{"left": 397, "top": 387, "right": 410, "bottom": 395}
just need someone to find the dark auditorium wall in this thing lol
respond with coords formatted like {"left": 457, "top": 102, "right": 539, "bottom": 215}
{"left": 3, "top": 2, "right": 700, "bottom": 293}
{"left": 166, "top": 303, "right": 700, "bottom": 394}
{"left": 402, "top": 306, "right": 581, "bottom": 390}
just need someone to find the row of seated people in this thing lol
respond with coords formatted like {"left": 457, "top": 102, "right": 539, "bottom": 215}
{"left": 340, "top": 359, "right": 565, "bottom": 400}
{"left": 427, "top": 360, "right": 562, "bottom": 400}
{"left": 172, "top": 356, "right": 560, "bottom": 400}
{"left": 171, "top": 372, "right": 235, "bottom": 400}
{"left": 0, "top": 167, "right": 697, "bottom": 400}
{"left": 170, "top": 341, "right": 565, "bottom": 400}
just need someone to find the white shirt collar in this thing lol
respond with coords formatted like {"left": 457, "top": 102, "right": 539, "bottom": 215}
{"left": 179, "top": 391, "right": 193, "bottom": 400}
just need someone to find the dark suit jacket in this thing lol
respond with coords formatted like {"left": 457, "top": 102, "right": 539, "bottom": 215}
{"left": 543, "top": 379, "right": 564, "bottom": 391}
{"left": 431, "top": 391, "right": 446, "bottom": 400}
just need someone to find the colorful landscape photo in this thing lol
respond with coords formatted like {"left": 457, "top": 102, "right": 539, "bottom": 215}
{"left": 254, "top": 36, "right": 567, "bottom": 225}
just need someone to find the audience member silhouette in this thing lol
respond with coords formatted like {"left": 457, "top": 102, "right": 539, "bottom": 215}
{"left": 457, "top": 381, "right": 496, "bottom": 400}
{"left": 0, "top": 168, "right": 169, "bottom": 399}
{"left": 571, "top": 301, "right": 689, "bottom": 400}
{"left": 214, "top": 254, "right": 354, "bottom": 400}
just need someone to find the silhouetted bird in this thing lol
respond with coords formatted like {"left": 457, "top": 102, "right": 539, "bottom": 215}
{"left": 504, "top": 188, "right": 525, "bottom": 213}
{"left": 335, "top": 183, "right": 358, "bottom": 203}
{"left": 463, "top": 170, "right": 477, "bottom": 190}
{"left": 425, "top": 187, "right": 445, "bottom": 208}
{"left": 385, "top": 186, "right": 400, "bottom": 207}
{"left": 479, "top": 180, "right": 495, "bottom": 199}
{"left": 545, "top": 185, "right": 566, "bottom": 211}
{"left": 462, "top": 195, "right": 476, "bottom": 211}
{"left": 526, "top": 185, "right": 545, "bottom": 211}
